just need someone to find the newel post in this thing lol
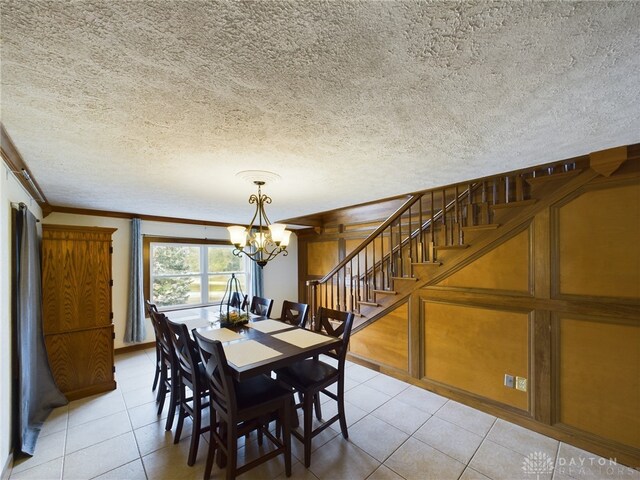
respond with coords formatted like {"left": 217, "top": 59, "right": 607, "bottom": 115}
{"left": 306, "top": 279, "right": 319, "bottom": 330}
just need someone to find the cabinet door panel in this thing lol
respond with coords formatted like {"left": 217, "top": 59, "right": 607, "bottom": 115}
{"left": 45, "top": 326, "right": 115, "bottom": 400}
{"left": 42, "top": 232, "right": 112, "bottom": 333}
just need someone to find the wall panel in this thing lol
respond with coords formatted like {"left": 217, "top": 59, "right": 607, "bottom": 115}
{"left": 557, "top": 183, "right": 640, "bottom": 299}
{"left": 423, "top": 301, "right": 530, "bottom": 411}
{"left": 350, "top": 303, "right": 409, "bottom": 372}
{"left": 558, "top": 316, "right": 640, "bottom": 448}
{"left": 307, "top": 240, "right": 338, "bottom": 276}
{"left": 438, "top": 228, "right": 531, "bottom": 293}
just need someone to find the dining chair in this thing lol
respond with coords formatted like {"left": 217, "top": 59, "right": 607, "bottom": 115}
{"left": 193, "top": 331, "right": 293, "bottom": 480}
{"left": 147, "top": 307, "right": 179, "bottom": 431}
{"left": 249, "top": 296, "right": 274, "bottom": 318}
{"left": 165, "top": 318, "right": 211, "bottom": 467}
{"left": 145, "top": 300, "right": 161, "bottom": 392}
{"left": 278, "top": 300, "right": 309, "bottom": 328}
{"left": 274, "top": 307, "right": 355, "bottom": 468}
{"left": 229, "top": 292, "right": 248, "bottom": 310}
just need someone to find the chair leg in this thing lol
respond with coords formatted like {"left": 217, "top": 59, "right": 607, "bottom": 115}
{"left": 152, "top": 346, "right": 160, "bottom": 391}
{"left": 302, "top": 391, "right": 314, "bottom": 468}
{"left": 156, "top": 365, "right": 167, "bottom": 412}
{"left": 314, "top": 393, "right": 322, "bottom": 421}
{"left": 188, "top": 391, "right": 202, "bottom": 466}
{"left": 225, "top": 424, "right": 237, "bottom": 480}
{"left": 165, "top": 368, "right": 179, "bottom": 431}
{"left": 282, "top": 401, "right": 292, "bottom": 477}
{"left": 337, "top": 379, "right": 348, "bottom": 439}
{"left": 174, "top": 384, "right": 186, "bottom": 443}
{"left": 204, "top": 409, "right": 216, "bottom": 480}
{"left": 152, "top": 365, "right": 160, "bottom": 392}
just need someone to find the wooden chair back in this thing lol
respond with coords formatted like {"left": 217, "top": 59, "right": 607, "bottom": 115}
{"left": 249, "top": 296, "right": 274, "bottom": 318}
{"left": 313, "top": 307, "right": 355, "bottom": 366}
{"left": 148, "top": 309, "right": 173, "bottom": 360}
{"left": 193, "top": 330, "right": 238, "bottom": 422}
{"left": 229, "top": 292, "right": 248, "bottom": 310}
{"left": 165, "top": 318, "right": 201, "bottom": 383}
{"left": 279, "top": 300, "right": 309, "bottom": 328}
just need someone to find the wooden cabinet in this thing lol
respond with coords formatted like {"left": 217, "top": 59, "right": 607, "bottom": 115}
{"left": 42, "top": 225, "right": 117, "bottom": 400}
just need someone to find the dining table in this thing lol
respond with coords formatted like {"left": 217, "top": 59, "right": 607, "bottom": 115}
{"left": 166, "top": 305, "right": 342, "bottom": 382}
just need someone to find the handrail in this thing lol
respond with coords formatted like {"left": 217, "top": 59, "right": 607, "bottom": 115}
{"left": 311, "top": 194, "right": 422, "bottom": 284}
{"left": 308, "top": 154, "right": 590, "bottom": 313}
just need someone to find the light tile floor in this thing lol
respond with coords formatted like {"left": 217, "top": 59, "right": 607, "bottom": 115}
{"left": 8, "top": 348, "right": 639, "bottom": 480}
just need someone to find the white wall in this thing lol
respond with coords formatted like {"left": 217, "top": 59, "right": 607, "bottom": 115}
{"left": 0, "top": 165, "right": 43, "bottom": 475}
{"left": 42, "top": 214, "right": 299, "bottom": 349}
{"left": 262, "top": 232, "right": 298, "bottom": 317}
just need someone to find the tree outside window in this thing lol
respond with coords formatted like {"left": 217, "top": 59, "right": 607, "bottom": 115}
{"left": 149, "top": 241, "right": 246, "bottom": 309}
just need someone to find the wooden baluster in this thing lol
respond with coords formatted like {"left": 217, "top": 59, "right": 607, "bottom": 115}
{"left": 399, "top": 215, "right": 404, "bottom": 277}
{"left": 454, "top": 185, "right": 460, "bottom": 245}
{"left": 322, "top": 281, "right": 326, "bottom": 311}
{"left": 388, "top": 223, "right": 393, "bottom": 277}
{"left": 372, "top": 235, "right": 377, "bottom": 293}
{"left": 419, "top": 194, "right": 424, "bottom": 262}
{"left": 516, "top": 174, "right": 524, "bottom": 201}
{"left": 344, "top": 267, "right": 347, "bottom": 313}
{"left": 480, "top": 181, "right": 487, "bottom": 225}
{"left": 492, "top": 179, "right": 498, "bottom": 206}
{"left": 467, "top": 183, "right": 472, "bottom": 227}
{"left": 351, "top": 259, "right": 355, "bottom": 313}
{"left": 505, "top": 176, "right": 511, "bottom": 203}
{"left": 440, "top": 189, "right": 447, "bottom": 246}
{"left": 408, "top": 203, "right": 412, "bottom": 268}
{"left": 430, "top": 191, "right": 435, "bottom": 260}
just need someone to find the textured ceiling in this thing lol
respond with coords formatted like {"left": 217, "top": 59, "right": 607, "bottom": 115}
{"left": 1, "top": 1, "right": 639, "bottom": 224}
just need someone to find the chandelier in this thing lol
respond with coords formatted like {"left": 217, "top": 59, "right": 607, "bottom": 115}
{"left": 227, "top": 180, "right": 292, "bottom": 268}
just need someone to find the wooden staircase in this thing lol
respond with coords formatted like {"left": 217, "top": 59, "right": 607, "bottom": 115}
{"left": 306, "top": 155, "right": 593, "bottom": 330}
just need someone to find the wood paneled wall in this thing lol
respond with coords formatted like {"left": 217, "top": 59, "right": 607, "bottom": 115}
{"left": 298, "top": 159, "right": 640, "bottom": 465}
{"left": 350, "top": 302, "right": 409, "bottom": 373}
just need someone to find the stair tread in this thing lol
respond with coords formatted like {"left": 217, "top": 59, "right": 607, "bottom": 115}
{"left": 491, "top": 198, "right": 537, "bottom": 210}
{"left": 411, "top": 261, "right": 442, "bottom": 266}
{"left": 358, "top": 301, "right": 380, "bottom": 306}
{"left": 373, "top": 289, "right": 397, "bottom": 295}
{"left": 391, "top": 276, "right": 418, "bottom": 281}
{"left": 462, "top": 223, "right": 500, "bottom": 232}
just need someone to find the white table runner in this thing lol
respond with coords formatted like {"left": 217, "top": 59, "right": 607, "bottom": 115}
{"left": 248, "top": 319, "right": 292, "bottom": 333}
{"left": 272, "top": 329, "right": 334, "bottom": 349}
{"left": 223, "top": 340, "right": 282, "bottom": 367}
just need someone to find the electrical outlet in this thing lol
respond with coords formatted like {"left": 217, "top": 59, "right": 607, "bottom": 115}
{"left": 515, "top": 376, "right": 527, "bottom": 392}
{"left": 504, "top": 374, "right": 514, "bottom": 388}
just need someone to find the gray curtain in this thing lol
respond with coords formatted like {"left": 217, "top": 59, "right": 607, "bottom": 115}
{"left": 12, "top": 204, "right": 67, "bottom": 456}
{"left": 124, "top": 218, "right": 145, "bottom": 343}
{"left": 250, "top": 256, "right": 264, "bottom": 298}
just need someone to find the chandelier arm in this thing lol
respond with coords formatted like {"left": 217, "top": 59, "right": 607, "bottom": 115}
{"left": 231, "top": 244, "right": 288, "bottom": 265}
{"left": 259, "top": 194, "right": 274, "bottom": 227}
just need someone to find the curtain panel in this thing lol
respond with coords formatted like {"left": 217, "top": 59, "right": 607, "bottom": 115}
{"left": 124, "top": 218, "right": 145, "bottom": 343}
{"left": 12, "top": 204, "right": 67, "bottom": 456}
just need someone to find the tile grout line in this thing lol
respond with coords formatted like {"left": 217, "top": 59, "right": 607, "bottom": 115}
{"left": 61, "top": 404, "right": 69, "bottom": 479}
{"left": 122, "top": 380, "right": 150, "bottom": 480}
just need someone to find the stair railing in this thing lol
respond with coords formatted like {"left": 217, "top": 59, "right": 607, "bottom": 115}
{"left": 306, "top": 157, "right": 585, "bottom": 320}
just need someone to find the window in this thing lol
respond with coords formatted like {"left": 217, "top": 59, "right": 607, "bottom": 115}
{"left": 144, "top": 237, "right": 247, "bottom": 310}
